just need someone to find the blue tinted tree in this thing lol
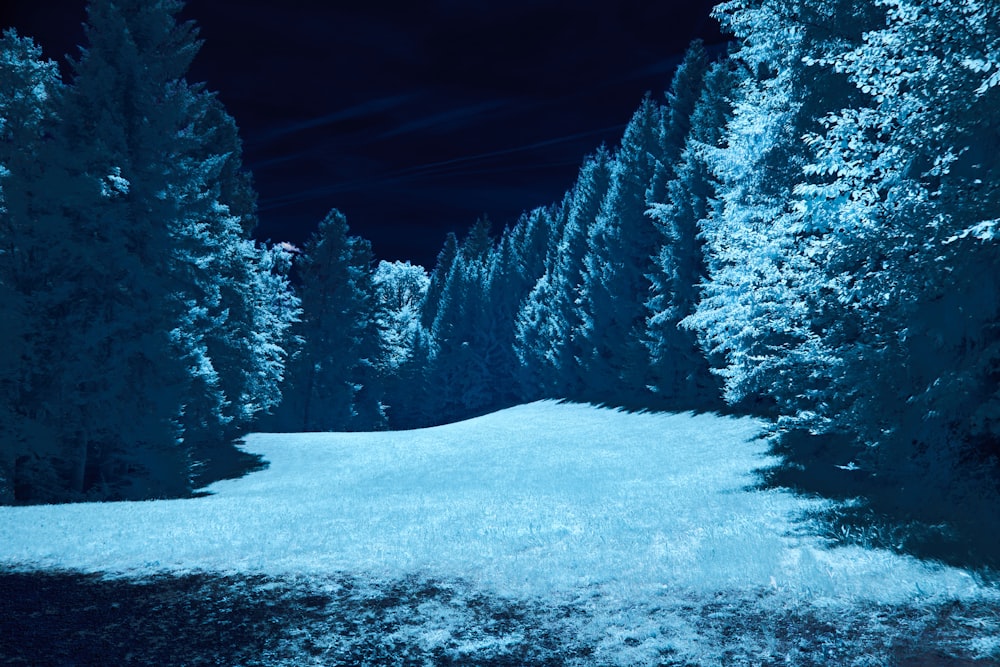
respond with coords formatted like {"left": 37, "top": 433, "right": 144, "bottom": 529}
{"left": 515, "top": 148, "right": 612, "bottom": 399}
{"left": 0, "top": 0, "right": 297, "bottom": 500}
{"left": 278, "top": 210, "right": 374, "bottom": 432}
{"left": 576, "top": 96, "right": 665, "bottom": 406}
{"left": 371, "top": 260, "right": 430, "bottom": 428}
{"left": 644, "top": 43, "right": 724, "bottom": 410}
{"left": 0, "top": 31, "right": 64, "bottom": 501}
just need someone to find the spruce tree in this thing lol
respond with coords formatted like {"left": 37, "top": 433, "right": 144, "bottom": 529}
{"left": 33, "top": 0, "right": 216, "bottom": 499}
{"left": 421, "top": 232, "right": 459, "bottom": 330}
{"left": 486, "top": 208, "right": 554, "bottom": 407}
{"left": 0, "top": 30, "right": 64, "bottom": 502}
{"left": 426, "top": 228, "right": 492, "bottom": 422}
{"left": 0, "top": 1, "right": 297, "bottom": 501}
{"left": 576, "top": 96, "right": 665, "bottom": 406}
{"left": 280, "top": 210, "right": 373, "bottom": 432}
{"left": 645, "top": 58, "right": 732, "bottom": 410}
{"left": 371, "top": 260, "right": 430, "bottom": 428}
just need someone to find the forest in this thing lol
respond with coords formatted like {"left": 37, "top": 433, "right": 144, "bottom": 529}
{"left": 1, "top": 0, "right": 999, "bottom": 554}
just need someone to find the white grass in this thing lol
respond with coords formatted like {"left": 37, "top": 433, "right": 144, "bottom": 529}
{"left": 1, "top": 401, "right": 991, "bottom": 607}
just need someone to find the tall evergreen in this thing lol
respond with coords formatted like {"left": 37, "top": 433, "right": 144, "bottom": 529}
{"left": 576, "top": 96, "right": 665, "bottom": 406}
{"left": 276, "top": 210, "right": 374, "bottom": 432}
{"left": 514, "top": 198, "right": 571, "bottom": 400}
{"left": 421, "top": 232, "right": 459, "bottom": 330}
{"left": 487, "top": 207, "right": 554, "bottom": 406}
{"left": 515, "top": 147, "right": 612, "bottom": 398}
{"left": 646, "top": 41, "right": 710, "bottom": 211}
{"left": 645, "top": 57, "right": 732, "bottom": 410}
{"left": 371, "top": 260, "right": 430, "bottom": 429}
{"left": 0, "top": 30, "right": 64, "bottom": 502}
{"left": 0, "top": 1, "right": 297, "bottom": 502}
{"left": 425, "top": 225, "right": 494, "bottom": 423}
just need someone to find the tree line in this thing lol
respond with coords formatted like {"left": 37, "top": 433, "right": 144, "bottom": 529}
{"left": 3, "top": 0, "right": 999, "bottom": 517}
{"left": 275, "top": 0, "right": 1000, "bottom": 520}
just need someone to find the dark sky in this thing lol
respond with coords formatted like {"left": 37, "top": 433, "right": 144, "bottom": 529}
{"left": 1, "top": 1, "right": 730, "bottom": 267}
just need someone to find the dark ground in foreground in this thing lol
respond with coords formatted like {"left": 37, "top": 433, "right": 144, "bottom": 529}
{"left": 0, "top": 570, "right": 997, "bottom": 666}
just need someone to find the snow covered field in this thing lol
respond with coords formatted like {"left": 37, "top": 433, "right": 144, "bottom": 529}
{"left": 2, "top": 401, "right": 998, "bottom": 665}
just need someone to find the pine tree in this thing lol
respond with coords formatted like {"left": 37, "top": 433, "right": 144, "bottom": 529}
{"left": 421, "top": 232, "right": 459, "bottom": 330}
{"left": 576, "top": 96, "right": 665, "bottom": 406}
{"left": 646, "top": 41, "right": 709, "bottom": 211}
{"left": 0, "top": 1, "right": 297, "bottom": 501}
{"left": 514, "top": 148, "right": 614, "bottom": 399}
{"left": 0, "top": 30, "right": 64, "bottom": 502}
{"left": 644, "top": 43, "right": 723, "bottom": 410}
{"left": 29, "top": 0, "right": 221, "bottom": 499}
{"left": 553, "top": 148, "right": 614, "bottom": 398}
{"left": 486, "top": 207, "right": 554, "bottom": 407}
{"left": 279, "top": 210, "right": 373, "bottom": 432}
{"left": 514, "top": 198, "right": 571, "bottom": 399}
{"left": 425, "top": 227, "right": 493, "bottom": 422}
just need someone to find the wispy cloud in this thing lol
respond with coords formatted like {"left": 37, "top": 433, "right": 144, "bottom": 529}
{"left": 251, "top": 93, "right": 421, "bottom": 145}
{"left": 254, "top": 122, "right": 626, "bottom": 213}
{"left": 376, "top": 99, "right": 512, "bottom": 139}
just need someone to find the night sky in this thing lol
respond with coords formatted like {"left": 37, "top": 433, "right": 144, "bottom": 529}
{"left": 1, "top": 1, "right": 730, "bottom": 267}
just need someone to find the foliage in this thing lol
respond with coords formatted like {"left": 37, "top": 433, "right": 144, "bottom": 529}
{"left": 0, "top": 1, "right": 297, "bottom": 502}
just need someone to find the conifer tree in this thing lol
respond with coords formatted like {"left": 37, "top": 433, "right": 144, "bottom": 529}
{"left": 514, "top": 147, "right": 614, "bottom": 400}
{"left": 646, "top": 41, "right": 709, "bottom": 211}
{"left": 576, "top": 96, "right": 665, "bottom": 406}
{"left": 279, "top": 210, "right": 374, "bottom": 432}
{"left": 0, "top": 30, "right": 64, "bottom": 502}
{"left": 371, "top": 260, "right": 430, "bottom": 428}
{"left": 514, "top": 198, "right": 571, "bottom": 399}
{"left": 425, "top": 227, "right": 493, "bottom": 422}
{"left": 30, "top": 0, "right": 221, "bottom": 499}
{"left": 645, "top": 58, "right": 732, "bottom": 410}
{"left": 421, "top": 232, "right": 459, "bottom": 330}
{"left": 486, "top": 207, "right": 554, "bottom": 406}
{"left": 0, "top": 1, "right": 297, "bottom": 501}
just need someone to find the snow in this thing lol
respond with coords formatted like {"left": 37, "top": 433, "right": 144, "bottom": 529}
{"left": 0, "top": 401, "right": 993, "bottom": 610}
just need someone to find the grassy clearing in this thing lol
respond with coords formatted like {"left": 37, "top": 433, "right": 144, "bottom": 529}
{"left": 1, "top": 402, "right": 998, "bottom": 664}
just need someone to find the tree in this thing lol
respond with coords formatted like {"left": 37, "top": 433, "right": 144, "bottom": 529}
{"left": 645, "top": 69, "right": 732, "bottom": 409}
{"left": 515, "top": 147, "right": 612, "bottom": 398}
{"left": 425, "top": 226, "right": 494, "bottom": 423}
{"left": 421, "top": 232, "right": 459, "bottom": 330}
{"left": 0, "top": 30, "right": 64, "bottom": 502}
{"left": 576, "top": 96, "right": 665, "bottom": 406}
{"left": 646, "top": 41, "right": 710, "bottom": 209}
{"left": 277, "top": 210, "right": 374, "bottom": 432}
{"left": 371, "top": 260, "right": 430, "bottom": 428}
{"left": 683, "top": 0, "right": 880, "bottom": 419}
{"left": 29, "top": 0, "right": 224, "bottom": 499}
{"left": 0, "top": 1, "right": 298, "bottom": 502}
{"left": 644, "top": 43, "right": 724, "bottom": 410}
{"left": 486, "top": 207, "right": 554, "bottom": 406}
{"left": 790, "top": 0, "right": 1000, "bottom": 489}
